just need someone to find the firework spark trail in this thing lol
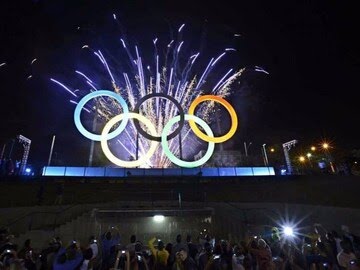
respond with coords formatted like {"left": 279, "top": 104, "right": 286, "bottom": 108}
{"left": 211, "top": 52, "right": 226, "bottom": 67}
{"left": 50, "top": 78, "right": 78, "bottom": 97}
{"left": 75, "top": 70, "right": 94, "bottom": 83}
{"left": 70, "top": 100, "right": 91, "bottom": 113}
{"left": 98, "top": 50, "right": 115, "bottom": 83}
{"left": 52, "top": 22, "right": 244, "bottom": 167}
{"left": 212, "top": 68, "right": 233, "bottom": 92}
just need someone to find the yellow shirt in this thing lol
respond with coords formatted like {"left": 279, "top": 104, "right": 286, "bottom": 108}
{"left": 148, "top": 237, "right": 169, "bottom": 266}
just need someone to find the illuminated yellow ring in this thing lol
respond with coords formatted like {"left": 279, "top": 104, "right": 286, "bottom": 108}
{"left": 188, "top": 95, "right": 238, "bottom": 143}
{"left": 100, "top": 113, "right": 159, "bottom": 168}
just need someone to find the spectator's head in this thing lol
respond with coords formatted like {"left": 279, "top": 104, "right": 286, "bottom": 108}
{"left": 176, "top": 234, "right": 181, "bottom": 244}
{"left": 340, "top": 240, "right": 352, "bottom": 253}
{"left": 332, "top": 230, "right": 339, "bottom": 238}
{"left": 233, "top": 245, "right": 241, "bottom": 256}
{"left": 204, "top": 242, "right": 212, "bottom": 254}
{"left": 0, "top": 227, "right": 8, "bottom": 234}
{"left": 68, "top": 240, "right": 77, "bottom": 250}
{"left": 303, "top": 236, "right": 312, "bottom": 245}
{"left": 250, "top": 239, "right": 258, "bottom": 249}
{"left": 24, "top": 239, "right": 31, "bottom": 248}
{"left": 105, "top": 231, "right": 112, "bottom": 240}
{"left": 220, "top": 240, "right": 227, "bottom": 253}
{"left": 130, "top": 235, "right": 136, "bottom": 243}
{"left": 213, "top": 244, "right": 222, "bottom": 255}
{"left": 84, "top": 248, "right": 93, "bottom": 260}
{"left": 135, "top": 241, "right": 143, "bottom": 252}
{"left": 341, "top": 225, "right": 350, "bottom": 234}
{"left": 205, "top": 234, "right": 211, "bottom": 242}
{"left": 50, "top": 237, "right": 62, "bottom": 252}
{"left": 89, "top": 235, "right": 97, "bottom": 244}
{"left": 325, "top": 232, "right": 334, "bottom": 241}
{"left": 175, "top": 251, "right": 182, "bottom": 262}
{"left": 271, "top": 227, "right": 280, "bottom": 242}
{"left": 233, "top": 244, "right": 244, "bottom": 256}
{"left": 165, "top": 243, "right": 172, "bottom": 254}
{"left": 317, "top": 241, "right": 326, "bottom": 252}
{"left": 158, "top": 240, "right": 164, "bottom": 251}
{"left": 1, "top": 243, "right": 17, "bottom": 252}
{"left": 179, "top": 248, "right": 188, "bottom": 261}
{"left": 186, "top": 234, "right": 192, "bottom": 243}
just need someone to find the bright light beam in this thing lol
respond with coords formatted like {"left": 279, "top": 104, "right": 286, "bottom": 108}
{"left": 283, "top": 226, "right": 294, "bottom": 237}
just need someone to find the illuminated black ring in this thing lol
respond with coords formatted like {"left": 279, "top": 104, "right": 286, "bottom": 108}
{"left": 134, "top": 92, "right": 185, "bottom": 142}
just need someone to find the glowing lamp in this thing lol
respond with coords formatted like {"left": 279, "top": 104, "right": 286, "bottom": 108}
{"left": 283, "top": 226, "right": 294, "bottom": 237}
{"left": 153, "top": 215, "right": 165, "bottom": 223}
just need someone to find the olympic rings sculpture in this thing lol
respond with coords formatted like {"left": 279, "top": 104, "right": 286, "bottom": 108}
{"left": 74, "top": 90, "right": 238, "bottom": 168}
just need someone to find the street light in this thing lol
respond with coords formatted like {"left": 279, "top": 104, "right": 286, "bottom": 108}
{"left": 321, "top": 142, "right": 335, "bottom": 173}
{"left": 270, "top": 148, "right": 275, "bottom": 153}
{"left": 299, "top": 156, "right": 305, "bottom": 162}
{"left": 306, "top": 153, "right": 313, "bottom": 167}
{"left": 311, "top": 146, "right": 316, "bottom": 151}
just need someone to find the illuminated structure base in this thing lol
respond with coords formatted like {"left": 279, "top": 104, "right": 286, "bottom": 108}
{"left": 42, "top": 166, "right": 275, "bottom": 177}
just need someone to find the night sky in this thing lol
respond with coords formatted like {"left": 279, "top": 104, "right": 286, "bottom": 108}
{"left": 0, "top": 0, "right": 359, "bottom": 167}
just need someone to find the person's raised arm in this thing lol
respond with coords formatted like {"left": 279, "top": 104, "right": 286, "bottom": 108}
{"left": 126, "top": 250, "right": 130, "bottom": 270}
{"left": 113, "top": 250, "right": 122, "bottom": 269}
{"left": 148, "top": 237, "right": 157, "bottom": 255}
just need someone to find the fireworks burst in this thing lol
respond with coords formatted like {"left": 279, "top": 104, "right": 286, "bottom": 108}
{"left": 51, "top": 21, "right": 245, "bottom": 168}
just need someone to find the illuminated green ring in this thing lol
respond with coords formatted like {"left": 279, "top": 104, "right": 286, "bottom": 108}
{"left": 101, "top": 113, "right": 159, "bottom": 168}
{"left": 161, "top": 114, "right": 215, "bottom": 168}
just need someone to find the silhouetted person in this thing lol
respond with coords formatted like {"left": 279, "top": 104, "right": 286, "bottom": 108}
{"left": 0, "top": 158, "right": 6, "bottom": 176}
{"left": 37, "top": 184, "right": 45, "bottom": 205}
{"left": 6, "top": 159, "right": 14, "bottom": 176}
{"left": 54, "top": 183, "right": 64, "bottom": 205}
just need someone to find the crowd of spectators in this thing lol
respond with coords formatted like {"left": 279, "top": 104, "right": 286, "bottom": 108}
{"left": 1, "top": 224, "right": 360, "bottom": 270}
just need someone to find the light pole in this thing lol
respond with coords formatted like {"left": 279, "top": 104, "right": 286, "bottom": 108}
{"left": 262, "top": 144, "right": 269, "bottom": 166}
{"left": 0, "top": 143, "right": 6, "bottom": 160}
{"left": 282, "top": 139, "right": 297, "bottom": 175}
{"left": 322, "top": 142, "right": 335, "bottom": 173}
{"left": 47, "top": 135, "right": 56, "bottom": 166}
{"left": 244, "top": 142, "right": 252, "bottom": 157}
{"left": 298, "top": 156, "right": 306, "bottom": 174}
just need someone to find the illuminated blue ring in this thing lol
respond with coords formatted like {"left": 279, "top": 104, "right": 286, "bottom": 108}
{"left": 74, "top": 90, "right": 129, "bottom": 141}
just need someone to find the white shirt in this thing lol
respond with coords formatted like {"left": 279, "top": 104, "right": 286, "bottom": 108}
{"left": 80, "top": 259, "right": 89, "bottom": 270}
{"left": 90, "top": 243, "right": 98, "bottom": 259}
